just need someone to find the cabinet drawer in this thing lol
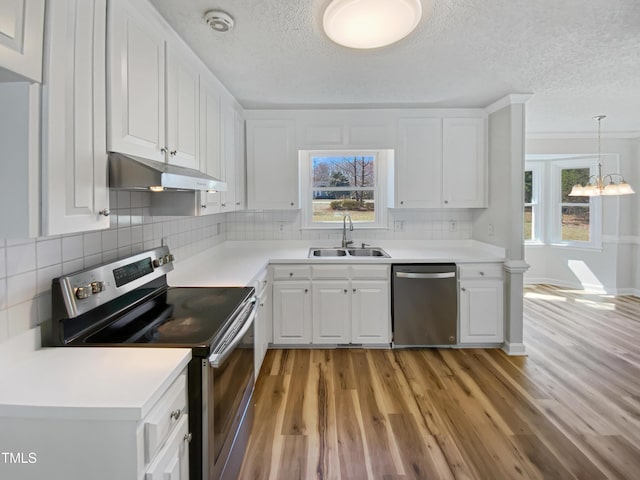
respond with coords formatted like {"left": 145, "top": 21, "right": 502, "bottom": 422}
{"left": 312, "top": 265, "right": 350, "bottom": 279}
{"left": 144, "top": 373, "right": 187, "bottom": 464}
{"left": 458, "top": 263, "right": 503, "bottom": 280}
{"left": 273, "top": 265, "right": 311, "bottom": 280}
{"left": 351, "top": 265, "right": 389, "bottom": 280}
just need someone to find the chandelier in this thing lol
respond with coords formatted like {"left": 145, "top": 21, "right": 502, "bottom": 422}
{"left": 568, "top": 115, "right": 635, "bottom": 196}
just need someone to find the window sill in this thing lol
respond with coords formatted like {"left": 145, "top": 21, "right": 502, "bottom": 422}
{"left": 524, "top": 241, "right": 545, "bottom": 247}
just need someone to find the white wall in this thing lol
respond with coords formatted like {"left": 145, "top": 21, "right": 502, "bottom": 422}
{"left": 525, "top": 136, "right": 639, "bottom": 294}
{"left": 0, "top": 191, "right": 226, "bottom": 345}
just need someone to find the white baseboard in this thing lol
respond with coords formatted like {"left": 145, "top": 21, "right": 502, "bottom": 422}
{"left": 502, "top": 341, "right": 527, "bottom": 356}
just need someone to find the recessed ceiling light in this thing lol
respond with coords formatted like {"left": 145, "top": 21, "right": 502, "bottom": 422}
{"left": 204, "top": 10, "right": 234, "bottom": 33}
{"left": 323, "top": 0, "right": 422, "bottom": 49}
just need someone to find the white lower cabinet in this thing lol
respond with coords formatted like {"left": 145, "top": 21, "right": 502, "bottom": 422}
{"left": 458, "top": 263, "right": 504, "bottom": 344}
{"left": 312, "top": 281, "right": 351, "bottom": 344}
{"left": 351, "top": 280, "right": 390, "bottom": 343}
{"left": 272, "top": 264, "right": 390, "bottom": 346}
{"left": 272, "top": 281, "right": 312, "bottom": 344}
{"left": 145, "top": 414, "right": 189, "bottom": 480}
{"left": 253, "top": 267, "right": 272, "bottom": 378}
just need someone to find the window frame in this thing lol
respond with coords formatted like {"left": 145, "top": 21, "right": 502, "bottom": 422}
{"left": 550, "top": 158, "right": 602, "bottom": 249}
{"left": 299, "top": 149, "right": 389, "bottom": 229}
{"left": 524, "top": 162, "right": 543, "bottom": 244}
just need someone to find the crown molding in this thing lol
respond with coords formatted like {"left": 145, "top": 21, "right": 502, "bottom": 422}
{"left": 485, "top": 94, "right": 534, "bottom": 115}
{"left": 527, "top": 131, "right": 640, "bottom": 140}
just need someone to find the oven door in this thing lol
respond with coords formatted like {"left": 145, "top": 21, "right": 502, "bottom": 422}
{"left": 203, "top": 300, "right": 256, "bottom": 480}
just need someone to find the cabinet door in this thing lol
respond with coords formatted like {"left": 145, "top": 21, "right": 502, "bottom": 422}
{"left": 145, "top": 414, "right": 190, "bottom": 480}
{"left": 396, "top": 118, "right": 442, "bottom": 208}
{"left": 198, "top": 77, "right": 222, "bottom": 214}
{"left": 254, "top": 287, "right": 270, "bottom": 379}
{"left": 273, "top": 281, "right": 311, "bottom": 344}
{"left": 351, "top": 280, "right": 390, "bottom": 344}
{"left": 220, "top": 100, "right": 236, "bottom": 212}
{"left": 442, "top": 118, "right": 486, "bottom": 208}
{"left": 234, "top": 112, "right": 246, "bottom": 210}
{"left": 459, "top": 280, "right": 504, "bottom": 343}
{"left": 0, "top": 0, "right": 45, "bottom": 82}
{"left": 107, "top": 0, "right": 165, "bottom": 162}
{"left": 41, "top": 0, "right": 110, "bottom": 235}
{"left": 312, "top": 281, "right": 350, "bottom": 344}
{"left": 246, "top": 119, "right": 298, "bottom": 209}
{"left": 166, "top": 45, "right": 199, "bottom": 169}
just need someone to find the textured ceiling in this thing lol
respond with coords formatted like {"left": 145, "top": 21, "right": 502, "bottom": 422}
{"left": 149, "top": 0, "right": 640, "bottom": 134}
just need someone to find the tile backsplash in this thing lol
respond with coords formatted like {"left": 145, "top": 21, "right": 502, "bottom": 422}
{"left": 225, "top": 209, "right": 473, "bottom": 242}
{"left": 0, "top": 191, "right": 226, "bottom": 344}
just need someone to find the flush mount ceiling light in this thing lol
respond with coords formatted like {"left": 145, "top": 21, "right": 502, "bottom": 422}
{"left": 568, "top": 115, "right": 635, "bottom": 197}
{"left": 204, "top": 10, "right": 234, "bottom": 32}
{"left": 323, "top": 0, "right": 422, "bottom": 49}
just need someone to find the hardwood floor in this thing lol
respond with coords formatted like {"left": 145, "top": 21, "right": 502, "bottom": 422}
{"left": 238, "top": 285, "right": 640, "bottom": 479}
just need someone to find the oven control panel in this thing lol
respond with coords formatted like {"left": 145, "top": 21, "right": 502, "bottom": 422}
{"left": 55, "top": 246, "right": 175, "bottom": 318}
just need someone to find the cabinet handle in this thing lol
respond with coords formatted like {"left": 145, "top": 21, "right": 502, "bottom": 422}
{"left": 444, "top": 200, "right": 449, "bottom": 204}
{"left": 461, "top": 287, "right": 466, "bottom": 292}
{"left": 400, "top": 201, "right": 404, "bottom": 205}
{"left": 184, "top": 433, "right": 193, "bottom": 443}
{"left": 170, "top": 409, "right": 182, "bottom": 420}
{"left": 170, "top": 150, "right": 177, "bottom": 156}
{"left": 479, "top": 271, "right": 485, "bottom": 276}
{"left": 304, "top": 289, "right": 308, "bottom": 293}
{"left": 201, "top": 204, "right": 207, "bottom": 209}
{"left": 289, "top": 272, "right": 293, "bottom": 277}
{"left": 236, "top": 201, "right": 241, "bottom": 206}
{"left": 260, "top": 302, "right": 264, "bottom": 307}
{"left": 221, "top": 203, "right": 226, "bottom": 207}
{"left": 344, "top": 289, "right": 348, "bottom": 293}
{"left": 353, "top": 288, "right": 356, "bottom": 293}
{"left": 160, "top": 147, "right": 168, "bottom": 154}
{"left": 99, "top": 208, "right": 110, "bottom": 217}
{"left": 290, "top": 202, "right": 294, "bottom": 206}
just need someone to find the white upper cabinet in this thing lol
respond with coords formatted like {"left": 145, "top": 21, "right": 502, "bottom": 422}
{"left": 442, "top": 118, "right": 487, "bottom": 208}
{"left": 166, "top": 44, "right": 199, "bottom": 169}
{"left": 199, "top": 76, "right": 222, "bottom": 214}
{"left": 0, "top": 0, "right": 45, "bottom": 82}
{"left": 235, "top": 112, "right": 246, "bottom": 210}
{"left": 220, "top": 99, "right": 236, "bottom": 212}
{"left": 107, "top": 0, "right": 166, "bottom": 162}
{"left": 396, "top": 118, "right": 442, "bottom": 208}
{"left": 41, "top": 0, "right": 110, "bottom": 235}
{"left": 246, "top": 119, "right": 297, "bottom": 210}
{"left": 395, "top": 116, "right": 486, "bottom": 208}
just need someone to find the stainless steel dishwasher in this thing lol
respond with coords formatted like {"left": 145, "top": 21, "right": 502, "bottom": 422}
{"left": 392, "top": 264, "right": 457, "bottom": 347}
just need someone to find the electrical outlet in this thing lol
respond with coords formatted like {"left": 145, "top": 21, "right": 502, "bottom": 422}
{"left": 279, "top": 223, "right": 284, "bottom": 232}
{"left": 449, "top": 220, "right": 457, "bottom": 232}
{"left": 488, "top": 223, "right": 494, "bottom": 236}
{"left": 216, "top": 222, "right": 221, "bottom": 235}
{"left": 395, "top": 220, "right": 405, "bottom": 232}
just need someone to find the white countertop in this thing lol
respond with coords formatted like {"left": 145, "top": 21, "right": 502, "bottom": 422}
{"left": 169, "top": 240, "right": 506, "bottom": 287}
{"left": 0, "top": 345, "right": 191, "bottom": 421}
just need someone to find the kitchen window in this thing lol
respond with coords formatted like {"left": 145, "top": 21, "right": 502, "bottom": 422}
{"left": 299, "top": 150, "right": 389, "bottom": 229}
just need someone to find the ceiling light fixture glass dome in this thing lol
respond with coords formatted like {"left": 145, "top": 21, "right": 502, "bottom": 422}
{"left": 323, "top": 0, "right": 422, "bottom": 49}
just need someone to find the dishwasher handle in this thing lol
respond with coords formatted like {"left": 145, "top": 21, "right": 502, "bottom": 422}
{"left": 395, "top": 271, "right": 456, "bottom": 279}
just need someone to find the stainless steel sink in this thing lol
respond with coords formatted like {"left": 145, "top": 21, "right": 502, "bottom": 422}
{"left": 347, "top": 248, "right": 390, "bottom": 257}
{"left": 309, "top": 248, "right": 348, "bottom": 257}
{"left": 308, "top": 247, "right": 390, "bottom": 258}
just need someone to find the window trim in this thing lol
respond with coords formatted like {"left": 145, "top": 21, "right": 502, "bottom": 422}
{"left": 299, "top": 149, "right": 389, "bottom": 230}
{"left": 524, "top": 163, "right": 543, "bottom": 244}
{"left": 550, "top": 158, "right": 602, "bottom": 249}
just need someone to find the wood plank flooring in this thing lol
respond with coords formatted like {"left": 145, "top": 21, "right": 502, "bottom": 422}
{"left": 238, "top": 285, "right": 640, "bottom": 479}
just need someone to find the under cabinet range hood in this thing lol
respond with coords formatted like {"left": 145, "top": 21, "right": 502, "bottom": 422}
{"left": 108, "top": 152, "right": 226, "bottom": 192}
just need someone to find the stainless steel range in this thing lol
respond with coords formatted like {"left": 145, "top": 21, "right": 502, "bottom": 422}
{"left": 42, "top": 246, "right": 256, "bottom": 480}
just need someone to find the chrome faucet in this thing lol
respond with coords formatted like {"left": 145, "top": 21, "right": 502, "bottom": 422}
{"left": 342, "top": 214, "right": 354, "bottom": 248}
